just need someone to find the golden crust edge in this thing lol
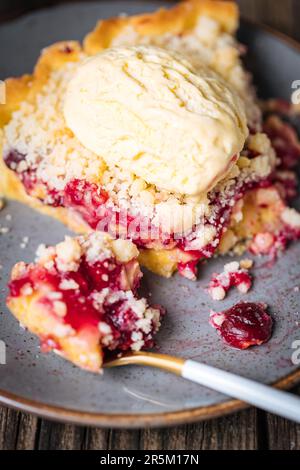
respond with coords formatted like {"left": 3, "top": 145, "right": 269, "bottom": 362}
{"left": 0, "top": 40, "right": 90, "bottom": 233}
{"left": 83, "top": 0, "right": 239, "bottom": 55}
{"left": 7, "top": 296, "right": 103, "bottom": 372}
{"left": 0, "top": 40, "right": 82, "bottom": 128}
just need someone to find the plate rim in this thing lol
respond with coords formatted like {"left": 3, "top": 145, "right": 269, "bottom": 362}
{"left": 0, "top": 6, "right": 300, "bottom": 427}
{"left": 0, "top": 369, "right": 299, "bottom": 428}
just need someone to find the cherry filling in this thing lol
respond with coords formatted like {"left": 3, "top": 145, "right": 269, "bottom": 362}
{"left": 177, "top": 177, "right": 272, "bottom": 272}
{"left": 4, "top": 149, "right": 27, "bottom": 168}
{"left": 8, "top": 255, "right": 159, "bottom": 353}
{"left": 249, "top": 224, "right": 300, "bottom": 258}
{"left": 64, "top": 179, "right": 173, "bottom": 247}
{"left": 4, "top": 150, "right": 37, "bottom": 192}
{"left": 4, "top": 111, "right": 300, "bottom": 279}
{"left": 1, "top": 158, "right": 282, "bottom": 279}
{"left": 4, "top": 150, "right": 63, "bottom": 206}
{"left": 64, "top": 179, "right": 109, "bottom": 229}
{"left": 210, "top": 302, "right": 273, "bottom": 349}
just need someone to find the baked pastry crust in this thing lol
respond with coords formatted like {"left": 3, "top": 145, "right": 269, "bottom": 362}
{"left": 0, "top": 41, "right": 87, "bottom": 231}
{"left": 84, "top": 0, "right": 238, "bottom": 54}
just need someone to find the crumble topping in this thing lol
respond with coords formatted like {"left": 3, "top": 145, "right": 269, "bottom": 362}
{"left": 240, "top": 258, "right": 253, "bottom": 270}
{"left": 3, "top": 61, "right": 105, "bottom": 192}
{"left": 19, "top": 284, "right": 33, "bottom": 296}
{"left": 249, "top": 232, "right": 277, "bottom": 256}
{"left": 0, "top": 226, "right": 9, "bottom": 234}
{"left": 55, "top": 236, "right": 82, "bottom": 272}
{"left": 20, "top": 236, "right": 29, "bottom": 249}
{"left": 11, "top": 261, "right": 27, "bottom": 280}
{"left": 8, "top": 232, "right": 163, "bottom": 367}
{"left": 281, "top": 207, "right": 300, "bottom": 229}
{"left": 52, "top": 300, "right": 67, "bottom": 317}
{"left": 59, "top": 278, "right": 79, "bottom": 290}
{"left": 208, "top": 259, "right": 253, "bottom": 301}
{"left": 36, "top": 232, "right": 140, "bottom": 273}
{"left": 110, "top": 238, "right": 139, "bottom": 263}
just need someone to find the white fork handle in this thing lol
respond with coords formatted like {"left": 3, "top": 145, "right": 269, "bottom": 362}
{"left": 182, "top": 360, "right": 300, "bottom": 423}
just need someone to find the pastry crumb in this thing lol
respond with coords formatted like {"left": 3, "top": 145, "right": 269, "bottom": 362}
{"left": 20, "top": 236, "right": 29, "bottom": 249}
{"left": 240, "top": 259, "right": 254, "bottom": 270}
{"left": 208, "top": 260, "right": 253, "bottom": 301}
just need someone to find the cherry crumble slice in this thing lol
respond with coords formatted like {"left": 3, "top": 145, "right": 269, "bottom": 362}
{"left": 7, "top": 232, "right": 163, "bottom": 372}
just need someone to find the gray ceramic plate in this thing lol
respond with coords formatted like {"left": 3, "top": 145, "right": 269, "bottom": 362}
{"left": 0, "top": 1, "right": 300, "bottom": 428}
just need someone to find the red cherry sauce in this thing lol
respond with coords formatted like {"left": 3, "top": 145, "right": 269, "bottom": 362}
{"left": 210, "top": 301, "right": 273, "bottom": 350}
{"left": 7, "top": 253, "right": 159, "bottom": 352}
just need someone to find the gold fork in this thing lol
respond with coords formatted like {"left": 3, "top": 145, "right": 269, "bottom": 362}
{"left": 104, "top": 351, "right": 300, "bottom": 423}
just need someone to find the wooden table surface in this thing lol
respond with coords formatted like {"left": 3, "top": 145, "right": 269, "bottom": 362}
{"left": 1, "top": 0, "right": 300, "bottom": 450}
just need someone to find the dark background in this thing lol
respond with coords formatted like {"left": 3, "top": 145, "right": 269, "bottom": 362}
{"left": 0, "top": 0, "right": 74, "bottom": 19}
{"left": 0, "top": 0, "right": 300, "bottom": 451}
{"left": 0, "top": 0, "right": 300, "bottom": 41}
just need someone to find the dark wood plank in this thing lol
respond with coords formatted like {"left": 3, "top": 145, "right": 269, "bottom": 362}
{"left": 266, "top": 386, "right": 300, "bottom": 450}
{"left": 139, "top": 409, "right": 259, "bottom": 450}
{"left": 0, "top": 408, "right": 38, "bottom": 450}
{"left": 36, "top": 420, "right": 85, "bottom": 450}
{"left": 139, "top": 428, "right": 164, "bottom": 450}
{"left": 0, "top": 408, "right": 20, "bottom": 450}
{"left": 108, "top": 430, "right": 140, "bottom": 450}
{"left": 15, "top": 413, "right": 38, "bottom": 450}
{"left": 141, "top": 426, "right": 187, "bottom": 450}
{"left": 82, "top": 427, "right": 109, "bottom": 450}
{"left": 187, "top": 409, "right": 259, "bottom": 450}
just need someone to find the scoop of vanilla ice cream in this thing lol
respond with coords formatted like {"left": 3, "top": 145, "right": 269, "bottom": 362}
{"left": 64, "top": 46, "right": 248, "bottom": 196}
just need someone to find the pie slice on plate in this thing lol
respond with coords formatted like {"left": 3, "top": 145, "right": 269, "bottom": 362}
{"left": 1, "top": 0, "right": 300, "bottom": 281}
{"left": 7, "top": 232, "right": 162, "bottom": 371}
